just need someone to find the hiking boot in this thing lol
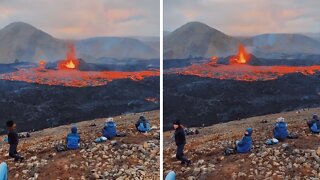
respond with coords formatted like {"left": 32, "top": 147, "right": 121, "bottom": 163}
{"left": 19, "top": 156, "right": 24, "bottom": 162}
{"left": 186, "top": 160, "right": 191, "bottom": 166}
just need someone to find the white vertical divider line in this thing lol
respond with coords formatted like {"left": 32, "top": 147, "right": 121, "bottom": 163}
{"left": 160, "top": 0, "right": 164, "bottom": 178}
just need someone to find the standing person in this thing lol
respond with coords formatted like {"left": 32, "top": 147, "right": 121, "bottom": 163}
{"left": 173, "top": 120, "right": 191, "bottom": 165}
{"left": 6, "top": 121, "right": 23, "bottom": 162}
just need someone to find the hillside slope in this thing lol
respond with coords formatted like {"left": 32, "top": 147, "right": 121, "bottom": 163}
{"left": 164, "top": 108, "right": 320, "bottom": 179}
{"left": 0, "top": 110, "right": 160, "bottom": 179}
{"left": 164, "top": 22, "right": 238, "bottom": 59}
{"left": 0, "top": 22, "right": 159, "bottom": 63}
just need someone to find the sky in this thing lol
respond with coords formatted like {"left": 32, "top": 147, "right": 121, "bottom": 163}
{"left": 164, "top": 0, "right": 320, "bottom": 36}
{"left": 0, "top": 0, "right": 159, "bottom": 39}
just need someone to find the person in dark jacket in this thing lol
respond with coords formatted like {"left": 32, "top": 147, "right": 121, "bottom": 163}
{"left": 66, "top": 126, "right": 81, "bottom": 150}
{"left": 6, "top": 121, "right": 23, "bottom": 162}
{"left": 173, "top": 120, "right": 191, "bottom": 165}
{"left": 235, "top": 127, "right": 253, "bottom": 153}
{"left": 273, "top": 117, "right": 289, "bottom": 141}
{"left": 135, "top": 116, "right": 151, "bottom": 133}
{"left": 307, "top": 114, "right": 320, "bottom": 133}
{"left": 307, "top": 114, "right": 319, "bottom": 127}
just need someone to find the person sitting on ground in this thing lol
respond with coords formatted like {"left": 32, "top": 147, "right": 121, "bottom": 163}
{"left": 102, "top": 118, "right": 117, "bottom": 139}
{"left": 307, "top": 114, "right": 320, "bottom": 133}
{"left": 173, "top": 119, "right": 191, "bottom": 166}
{"left": 235, "top": 127, "right": 253, "bottom": 153}
{"left": 135, "top": 115, "right": 151, "bottom": 133}
{"left": 273, "top": 117, "right": 289, "bottom": 141}
{"left": 0, "top": 162, "right": 7, "bottom": 180}
{"left": 6, "top": 120, "right": 24, "bottom": 162}
{"left": 66, "top": 125, "right": 81, "bottom": 150}
{"left": 307, "top": 114, "right": 319, "bottom": 128}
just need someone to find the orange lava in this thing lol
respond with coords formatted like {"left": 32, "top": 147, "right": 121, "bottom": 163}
{"left": 230, "top": 44, "right": 250, "bottom": 64}
{"left": 0, "top": 68, "right": 159, "bottom": 87}
{"left": 169, "top": 63, "right": 320, "bottom": 81}
{"left": 38, "top": 60, "right": 46, "bottom": 69}
{"left": 58, "top": 43, "right": 79, "bottom": 70}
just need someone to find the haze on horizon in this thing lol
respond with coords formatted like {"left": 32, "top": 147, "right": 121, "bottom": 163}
{"left": 0, "top": 0, "right": 159, "bottom": 39}
{"left": 164, "top": 0, "right": 320, "bottom": 36}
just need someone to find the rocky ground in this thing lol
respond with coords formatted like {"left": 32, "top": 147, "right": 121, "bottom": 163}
{"left": 164, "top": 108, "right": 320, "bottom": 180}
{"left": 0, "top": 110, "right": 160, "bottom": 180}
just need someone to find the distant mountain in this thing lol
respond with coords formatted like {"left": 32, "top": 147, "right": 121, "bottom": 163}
{"left": 164, "top": 22, "right": 239, "bottom": 60}
{"left": 75, "top": 37, "right": 158, "bottom": 62}
{"left": 130, "top": 36, "right": 160, "bottom": 50}
{"left": 243, "top": 33, "right": 320, "bottom": 58}
{"left": 0, "top": 22, "right": 159, "bottom": 63}
{"left": 163, "top": 31, "right": 171, "bottom": 37}
{"left": 304, "top": 33, "right": 320, "bottom": 42}
{"left": 164, "top": 21, "right": 320, "bottom": 60}
{"left": 0, "top": 22, "right": 67, "bottom": 63}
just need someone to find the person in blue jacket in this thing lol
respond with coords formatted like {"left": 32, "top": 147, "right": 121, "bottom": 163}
{"left": 236, "top": 127, "right": 253, "bottom": 153}
{"left": 102, "top": 118, "right": 117, "bottom": 139}
{"left": 273, "top": 117, "right": 289, "bottom": 141}
{"left": 310, "top": 121, "right": 320, "bottom": 133}
{"left": 0, "top": 162, "right": 7, "bottom": 180}
{"left": 66, "top": 126, "right": 80, "bottom": 150}
{"left": 307, "top": 114, "right": 320, "bottom": 133}
{"left": 135, "top": 116, "right": 151, "bottom": 133}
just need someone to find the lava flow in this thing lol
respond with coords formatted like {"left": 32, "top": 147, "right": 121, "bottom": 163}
{"left": 169, "top": 45, "right": 320, "bottom": 81}
{"left": 0, "top": 43, "right": 159, "bottom": 87}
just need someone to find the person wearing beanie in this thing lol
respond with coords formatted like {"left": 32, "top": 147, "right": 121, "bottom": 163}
{"left": 135, "top": 115, "right": 151, "bottom": 133}
{"left": 66, "top": 125, "right": 81, "bottom": 149}
{"left": 173, "top": 119, "right": 191, "bottom": 165}
{"left": 236, "top": 127, "right": 253, "bottom": 153}
{"left": 307, "top": 114, "right": 320, "bottom": 133}
{"left": 6, "top": 120, "right": 24, "bottom": 162}
{"left": 273, "top": 117, "right": 289, "bottom": 141}
{"left": 102, "top": 118, "right": 117, "bottom": 139}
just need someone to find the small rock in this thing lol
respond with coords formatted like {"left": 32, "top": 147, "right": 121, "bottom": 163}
{"left": 316, "top": 148, "right": 320, "bottom": 157}
{"left": 238, "top": 172, "right": 247, "bottom": 177}
{"left": 14, "top": 174, "right": 19, "bottom": 178}
{"left": 193, "top": 168, "right": 201, "bottom": 176}
{"left": 143, "top": 142, "right": 148, "bottom": 149}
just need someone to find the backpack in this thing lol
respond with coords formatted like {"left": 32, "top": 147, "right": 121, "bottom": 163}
{"left": 67, "top": 136, "right": 80, "bottom": 149}
{"left": 103, "top": 122, "right": 117, "bottom": 138}
{"left": 138, "top": 122, "right": 151, "bottom": 132}
{"left": 224, "top": 147, "right": 236, "bottom": 156}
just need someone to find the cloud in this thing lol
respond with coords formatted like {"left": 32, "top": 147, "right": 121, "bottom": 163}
{"left": 164, "top": 0, "right": 320, "bottom": 36}
{"left": 0, "top": 0, "right": 159, "bottom": 39}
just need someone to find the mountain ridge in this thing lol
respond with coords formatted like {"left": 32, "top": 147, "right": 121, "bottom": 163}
{"left": 0, "top": 22, "right": 159, "bottom": 63}
{"left": 164, "top": 21, "right": 320, "bottom": 60}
